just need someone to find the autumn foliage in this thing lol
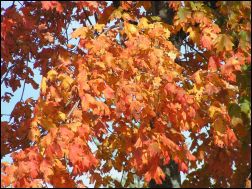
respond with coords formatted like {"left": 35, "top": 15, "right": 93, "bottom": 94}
{"left": 1, "top": 1, "right": 251, "bottom": 188}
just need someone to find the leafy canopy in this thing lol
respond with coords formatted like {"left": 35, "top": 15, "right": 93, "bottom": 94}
{"left": 1, "top": 1, "right": 251, "bottom": 188}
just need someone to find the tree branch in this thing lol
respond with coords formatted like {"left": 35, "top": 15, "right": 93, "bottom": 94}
{"left": 1, "top": 63, "right": 18, "bottom": 85}
{"left": 183, "top": 40, "right": 208, "bottom": 62}
{"left": 83, "top": 8, "right": 93, "bottom": 26}
{"left": 65, "top": 20, "right": 70, "bottom": 50}
{"left": 11, "top": 1, "right": 15, "bottom": 8}
{"left": 102, "top": 24, "right": 120, "bottom": 35}
{"left": 120, "top": 167, "right": 125, "bottom": 185}
{"left": 66, "top": 99, "right": 80, "bottom": 119}
{"left": 1, "top": 114, "right": 11, "bottom": 116}
{"left": 20, "top": 79, "right": 26, "bottom": 102}
{"left": 17, "top": 1, "right": 24, "bottom": 7}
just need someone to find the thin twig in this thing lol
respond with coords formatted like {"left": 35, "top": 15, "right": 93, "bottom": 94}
{"left": 1, "top": 114, "right": 11, "bottom": 116}
{"left": 83, "top": 8, "right": 93, "bottom": 26}
{"left": 17, "top": 1, "right": 24, "bottom": 7}
{"left": 66, "top": 99, "right": 80, "bottom": 119}
{"left": 120, "top": 168, "right": 124, "bottom": 185}
{"left": 65, "top": 25, "right": 69, "bottom": 50}
{"left": 107, "top": 127, "right": 113, "bottom": 133}
{"left": 20, "top": 60, "right": 29, "bottom": 102}
{"left": 1, "top": 63, "right": 18, "bottom": 85}
{"left": 11, "top": 1, "right": 15, "bottom": 8}
{"left": 20, "top": 79, "right": 26, "bottom": 102}
{"left": 184, "top": 40, "right": 208, "bottom": 61}
{"left": 82, "top": 8, "right": 100, "bottom": 37}
{"left": 102, "top": 24, "right": 120, "bottom": 35}
{"left": 94, "top": 12, "right": 98, "bottom": 24}
{"left": 248, "top": 173, "right": 251, "bottom": 179}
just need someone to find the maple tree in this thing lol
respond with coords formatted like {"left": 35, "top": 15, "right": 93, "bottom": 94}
{"left": 1, "top": 1, "right": 251, "bottom": 188}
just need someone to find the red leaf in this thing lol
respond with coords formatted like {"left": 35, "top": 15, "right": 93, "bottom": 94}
{"left": 41, "top": 1, "right": 63, "bottom": 13}
{"left": 208, "top": 56, "right": 220, "bottom": 71}
{"left": 145, "top": 165, "right": 165, "bottom": 184}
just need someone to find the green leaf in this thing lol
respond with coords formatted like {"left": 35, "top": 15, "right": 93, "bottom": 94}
{"left": 214, "top": 34, "right": 234, "bottom": 52}
{"left": 177, "top": 7, "right": 191, "bottom": 22}
{"left": 240, "top": 99, "right": 250, "bottom": 115}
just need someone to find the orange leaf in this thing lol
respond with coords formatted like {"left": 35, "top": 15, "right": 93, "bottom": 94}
{"left": 145, "top": 165, "right": 165, "bottom": 184}
{"left": 103, "top": 85, "right": 114, "bottom": 99}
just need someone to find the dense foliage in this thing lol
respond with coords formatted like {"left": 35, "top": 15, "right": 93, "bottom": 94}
{"left": 1, "top": 1, "right": 251, "bottom": 188}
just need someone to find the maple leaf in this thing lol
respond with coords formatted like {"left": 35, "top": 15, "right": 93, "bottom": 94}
{"left": 138, "top": 17, "right": 149, "bottom": 30}
{"left": 71, "top": 27, "right": 90, "bottom": 39}
{"left": 40, "top": 77, "right": 47, "bottom": 95}
{"left": 148, "top": 142, "right": 161, "bottom": 157}
{"left": 187, "top": 26, "right": 200, "bottom": 44}
{"left": 208, "top": 56, "right": 220, "bottom": 71}
{"left": 47, "top": 70, "right": 58, "bottom": 81}
{"left": 103, "top": 85, "right": 114, "bottom": 99}
{"left": 41, "top": 1, "right": 63, "bottom": 13}
{"left": 1, "top": 1, "right": 251, "bottom": 188}
{"left": 214, "top": 34, "right": 234, "bottom": 52}
{"left": 145, "top": 165, "right": 165, "bottom": 184}
{"left": 124, "top": 22, "right": 138, "bottom": 38}
{"left": 204, "top": 83, "right": 220, "bottom": 95}
{"left": 213, "top": 116, "right": 227, "bottom": 134}
{"left": 94, "top": 24, "right": 105, "bottom": 33}
{"left": 175, "top": 7, "right": 191, "bottom": 23}
{"left": 40, "top": 160, "right": 54, "bottom": 182}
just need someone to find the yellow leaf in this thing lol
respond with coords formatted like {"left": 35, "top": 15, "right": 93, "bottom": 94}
{"left": 124, "top": 22, "right": 138, "bottom": 38}
{"left": 122, "top": 13, "right": 132, "bottom": 21}
{"left": 28, "top": 126, "right": 41, "bottom": 142}
{"left": 188, "top": 85, "right": 204, "bottom": 102}
{"left": 136, "top": 75, "right": 141, "bottom": 82}
{"left": 54, "top": 159, "right": 65, "bottom": 170}
{"left": 231, "top": 117, "right": 243, "bottom": 127}
{"left": 163, "top": 28, "right": 171, "bottom": 38}
{"left": 109, "top": 8, "right": 122, "bottom": 20}
{"left": 58, "top": 111, "right": 66, "bottom": 121}
{"left": 41, "top": 77, "right": 47, "bottom": 95}
{"left": 153, "top": 77, "right": 162, "bottom": 89}
{"left": 47, "top": 70, "right": 58, "bottom": 81}
{"left": 167, "top": 51, "right": 177, "bottom": 61}
{"left": 151, "top": 16, "right": 162, "bottom": 21}
{"left": 138, "top": 17, "right": 149, "bottom": 30}
{"left": 187, "top": 26, "right": 200, "bottom": 44}
{"left": 58, "top": 74, "right": 74, "bottom": 90}
{"left": 40, "top": 118, "right": 57, "bottom": 130}
{"left": 209, "top": 106, "right": 221, "bottom": 118}
{"left": 95, "top": 61, "right": 106, "bottom": 70}
{"left": 67, "top": 122, "right": 82, "bottom": 132}
{"left": 213, "top": 116, "right": 226, "bottom": 134}
{"left": 214, "top": 34, "right": 234, "bottom": 52}
{"left": 71, "top": 27, "right": 90, "bottom": 39}
{"left": 94, "top": 24, "right": 105, "bottom": 32}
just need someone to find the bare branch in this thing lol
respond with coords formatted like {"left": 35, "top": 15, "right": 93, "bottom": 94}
{"left": 66, "top": 99, "right": 80, "bottom": 119}
{"left": 1, "top": 63, "right": 18, "bottom": 85}
{"left": 83, "top": 8, "right": 93, "bottom": 26}
{"left": 183, "top": 40, "right": 208, "bottom": 62}
{"left": 20, "top": 80, "right": 26, "bottom": 102}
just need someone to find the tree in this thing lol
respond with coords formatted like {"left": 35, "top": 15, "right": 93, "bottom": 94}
{"left": 1, "top": 1, "right": 251, "bottom": 188}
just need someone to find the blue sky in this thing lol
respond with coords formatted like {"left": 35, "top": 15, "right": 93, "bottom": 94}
{"left": 0, "top": 1, "right": 199, "bottom": 187}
